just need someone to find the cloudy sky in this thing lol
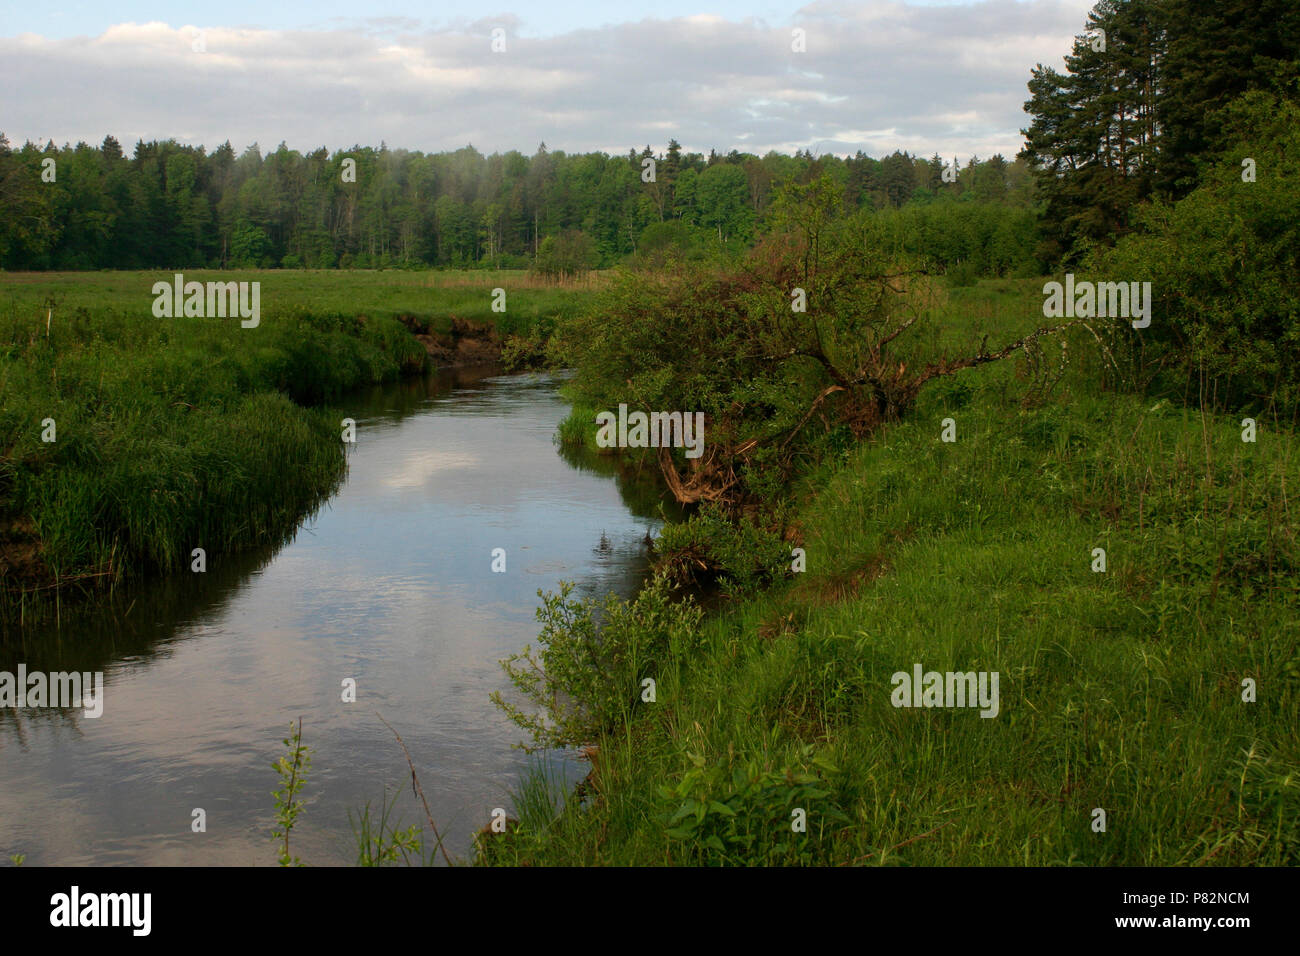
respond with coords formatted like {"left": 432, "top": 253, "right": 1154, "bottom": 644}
{"left": 2, "top": 1, "right": 1096, "bottom": 161}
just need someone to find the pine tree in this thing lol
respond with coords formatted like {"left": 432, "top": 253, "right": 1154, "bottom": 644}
{"left": 1020, "top": 0, "right": 1162, "bottom": 263}
{"left": 1158, "top": 0, "right": 1300, "bottom": 196}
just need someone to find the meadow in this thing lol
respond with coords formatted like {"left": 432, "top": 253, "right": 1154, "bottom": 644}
{"left": 479, "top": 277, "right": 1300, "bottom": 866}
{"left": 0, "top": 268, "right": 598, "bottom": 335}
{"left": 4, "top": 267, "right": 1296, "bottom": 866}
{"left": 0, "top": 269, "right": 595, "bottom": 620}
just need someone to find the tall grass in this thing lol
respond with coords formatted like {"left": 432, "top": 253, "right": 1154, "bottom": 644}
{"left": 0, "top": 272, "right": 470, "bottom": 618}
{"left": 481, "top": 278, "right": 1300, "bottom": 866}
{"left": 0, "top": 268, "right": 599, "bottom": 339}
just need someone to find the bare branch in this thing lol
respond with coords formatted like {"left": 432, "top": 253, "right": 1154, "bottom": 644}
{"left": 375, "top": 712, "right": 454, "bottom": 866}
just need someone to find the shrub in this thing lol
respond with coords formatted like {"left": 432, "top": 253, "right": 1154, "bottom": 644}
{"left": 1090, "top": 91, "right": 1300, "bottom": 414}
{"left": 655, "top": 504, "right": 791, "bottom": 594}
{"left": 554, "top": 176, "right": 1065, "bottom": 512}
{"left": 661, "top": 745, "right": 850, "bottom": 864}
{"left": 492, "top": 572, "right": 704, "bottom": 751}
{"left": 532, "top": 230, "right": 597, "bottom": 280}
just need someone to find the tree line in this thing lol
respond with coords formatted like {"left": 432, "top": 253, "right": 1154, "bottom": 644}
{"left": 2, "top": 0, "right": 1294, "bottom": 282}
{"left": 1020, "top": 0, "right": 1299, "bottom": 263}
{"left": 0, "top": 132, "right": 1037, "bottom": 273}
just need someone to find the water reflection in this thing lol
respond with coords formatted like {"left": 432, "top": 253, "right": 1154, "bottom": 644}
{"left": 0, "top": 366, "right": 674, "bottom": 865}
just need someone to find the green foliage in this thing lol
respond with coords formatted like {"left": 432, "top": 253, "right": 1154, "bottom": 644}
{"left": 471, "top": 758, "right": 581, "bottom": 865}
{"left": 656, "top": 504, "right": 791, "bottom": 595}
{"left": 271, "top": 718, "right": 312, "bottom": 867}
{"left": 553, "top": 403, "right": 599, "bottom": 448}
{"left": 632, "top": 220, "right": 712, "bottom": 269}
{"left": 349, "top": 791, "right": 431, "bottom": 866}
{"left": 554, "top": 179, "right": 1046, "bottom": 511}
{"left": 492, "top": 572, "right": 703, "bottom": 752}
{"left": 1020, "top": 0, "right": 1300, "bottom": 263}
{"left": 1090, "top": 91, "right": 1300, "bottom": 413}
{"left": 0, "top": 268, "right": 593, "bottom": 618}
{"left": 1019, "top": 0, "right": 1162, "bottom": 263}
{"left": 0, "top": 133, "right": 1042, "bottom": 272}
{"left": 230, "top": 220, "right": 270, "bottom": 267}
{"left": 661, "top": 746, "right": 850, "bottom": 864}
{"left": 510, "top": 759, "right": 569, "bottom": 835}
{"left": 1157, "top": 0, "right": 1300, "bottom": 195}
{"left": 0, "top": 276, "right": 438, "bottom": 614}
{"left": 695, "top": 163, "right": 754, "bottom": 245}
{"left": 532, "top": 230, "right": 596, "bottom": 280}
{"left": 485, "top": 344, "right": 1300, "bottom": 865}
{"left": 946, "top": 259, "right": 980, "bottom": 288}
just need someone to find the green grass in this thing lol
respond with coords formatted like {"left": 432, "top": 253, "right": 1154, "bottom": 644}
{"left": 555, "top": 401, "right": 600, "bottom": 450}
{"left": 479, "top": 277, "right": 1300, "bottom": 866}
{"left": 0, "top": 268, "right": 600, "bottom": 339}
{"left": 1, "top": 268, "right": 599, "bottom": 617}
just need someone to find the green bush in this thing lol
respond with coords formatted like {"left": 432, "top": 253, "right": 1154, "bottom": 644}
{"left": 532, "top": 231, "right": 596, "bottom": 280}
{"left": 1090, "top": 91, "right": 1300, "bottom": 413}
{"left": 661, "top": 745, "right": 850, "bottom": 865}
{"left": 946, "top": 259, "right": 980, "bottom": 288}
{"left": 656, "top": 504, "right": 791, "bottom": 594}
{"left": 492, "top": 572, "right": 704, "bottom": 751}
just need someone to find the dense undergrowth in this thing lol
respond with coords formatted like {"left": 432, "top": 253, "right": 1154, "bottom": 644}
{"left": 476, "top": 106, "right": 1300, "bottom": 865}
{"left": 0, "top": 269, "right": 601, "bottom": 622}
{"left": 0, "top": 276, "right": 430, "bottom": 619}
{"left": 484, "top": 319, "right": 1300, "bottom": 864}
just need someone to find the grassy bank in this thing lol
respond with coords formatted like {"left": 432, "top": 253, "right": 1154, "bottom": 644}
{"left": 0, "top": 269, "right": 595, "bottom": 618}
{"left": 481, "top": 278, "right": 1300, "bottom": 866}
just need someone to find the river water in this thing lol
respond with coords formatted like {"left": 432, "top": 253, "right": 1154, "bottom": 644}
{"left": 0, "top": 367, "right": 672, "bottom": 865}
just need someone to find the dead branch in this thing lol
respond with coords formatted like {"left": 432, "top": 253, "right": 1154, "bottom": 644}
{"left": 657, "top": 442, "right": 741, "bottom": 505}
{"left": 782, "top": 384, "right": 845, "bottom": 451}
{"left": 375, "top": 712, "right": 454, "bottom": 866}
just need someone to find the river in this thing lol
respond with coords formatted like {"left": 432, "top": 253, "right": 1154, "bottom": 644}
{"left": 0, "top": 366, "right": 673, "bottom": 865}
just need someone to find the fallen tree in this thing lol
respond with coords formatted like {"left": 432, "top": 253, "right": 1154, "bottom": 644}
{"left": 556, "top": 175, "right": 1102, "bottom": 512}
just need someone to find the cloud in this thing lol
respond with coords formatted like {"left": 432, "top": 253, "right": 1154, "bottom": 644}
{"left": 1, "top": 1, "right": 1095, "bottom": 159}
{"left": 383, "top": 449, "right": 480, "bottom": 490}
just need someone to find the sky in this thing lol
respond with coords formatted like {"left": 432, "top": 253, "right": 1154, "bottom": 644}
{"left": 0, "top": 1, "right": 1098, "bottom": 161}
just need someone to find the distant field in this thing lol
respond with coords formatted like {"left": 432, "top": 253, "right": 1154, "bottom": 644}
{"left": 0, "top": 268, "right": 601, "bottom": 338}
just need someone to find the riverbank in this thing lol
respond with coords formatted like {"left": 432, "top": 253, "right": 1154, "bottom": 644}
{"left": 478, "top": 277, "right": 1300, "bottom": 866}
{"left": 0, "top": 269, "right": 595, "bottom": 619}
{"left": 1, "top": 368, "right": 670, "bottom": 865}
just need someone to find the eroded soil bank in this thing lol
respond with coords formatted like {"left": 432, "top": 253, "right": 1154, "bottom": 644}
{"left": 398, "top": 315, "right": 504, "bottom": 367}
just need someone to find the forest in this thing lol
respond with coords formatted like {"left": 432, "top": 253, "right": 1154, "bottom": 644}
{"left": 0, "top": 133, "right": 1039, "bottom": 274}
{"left": 1, "top": 1, "right": 1294, "bottom": 302}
